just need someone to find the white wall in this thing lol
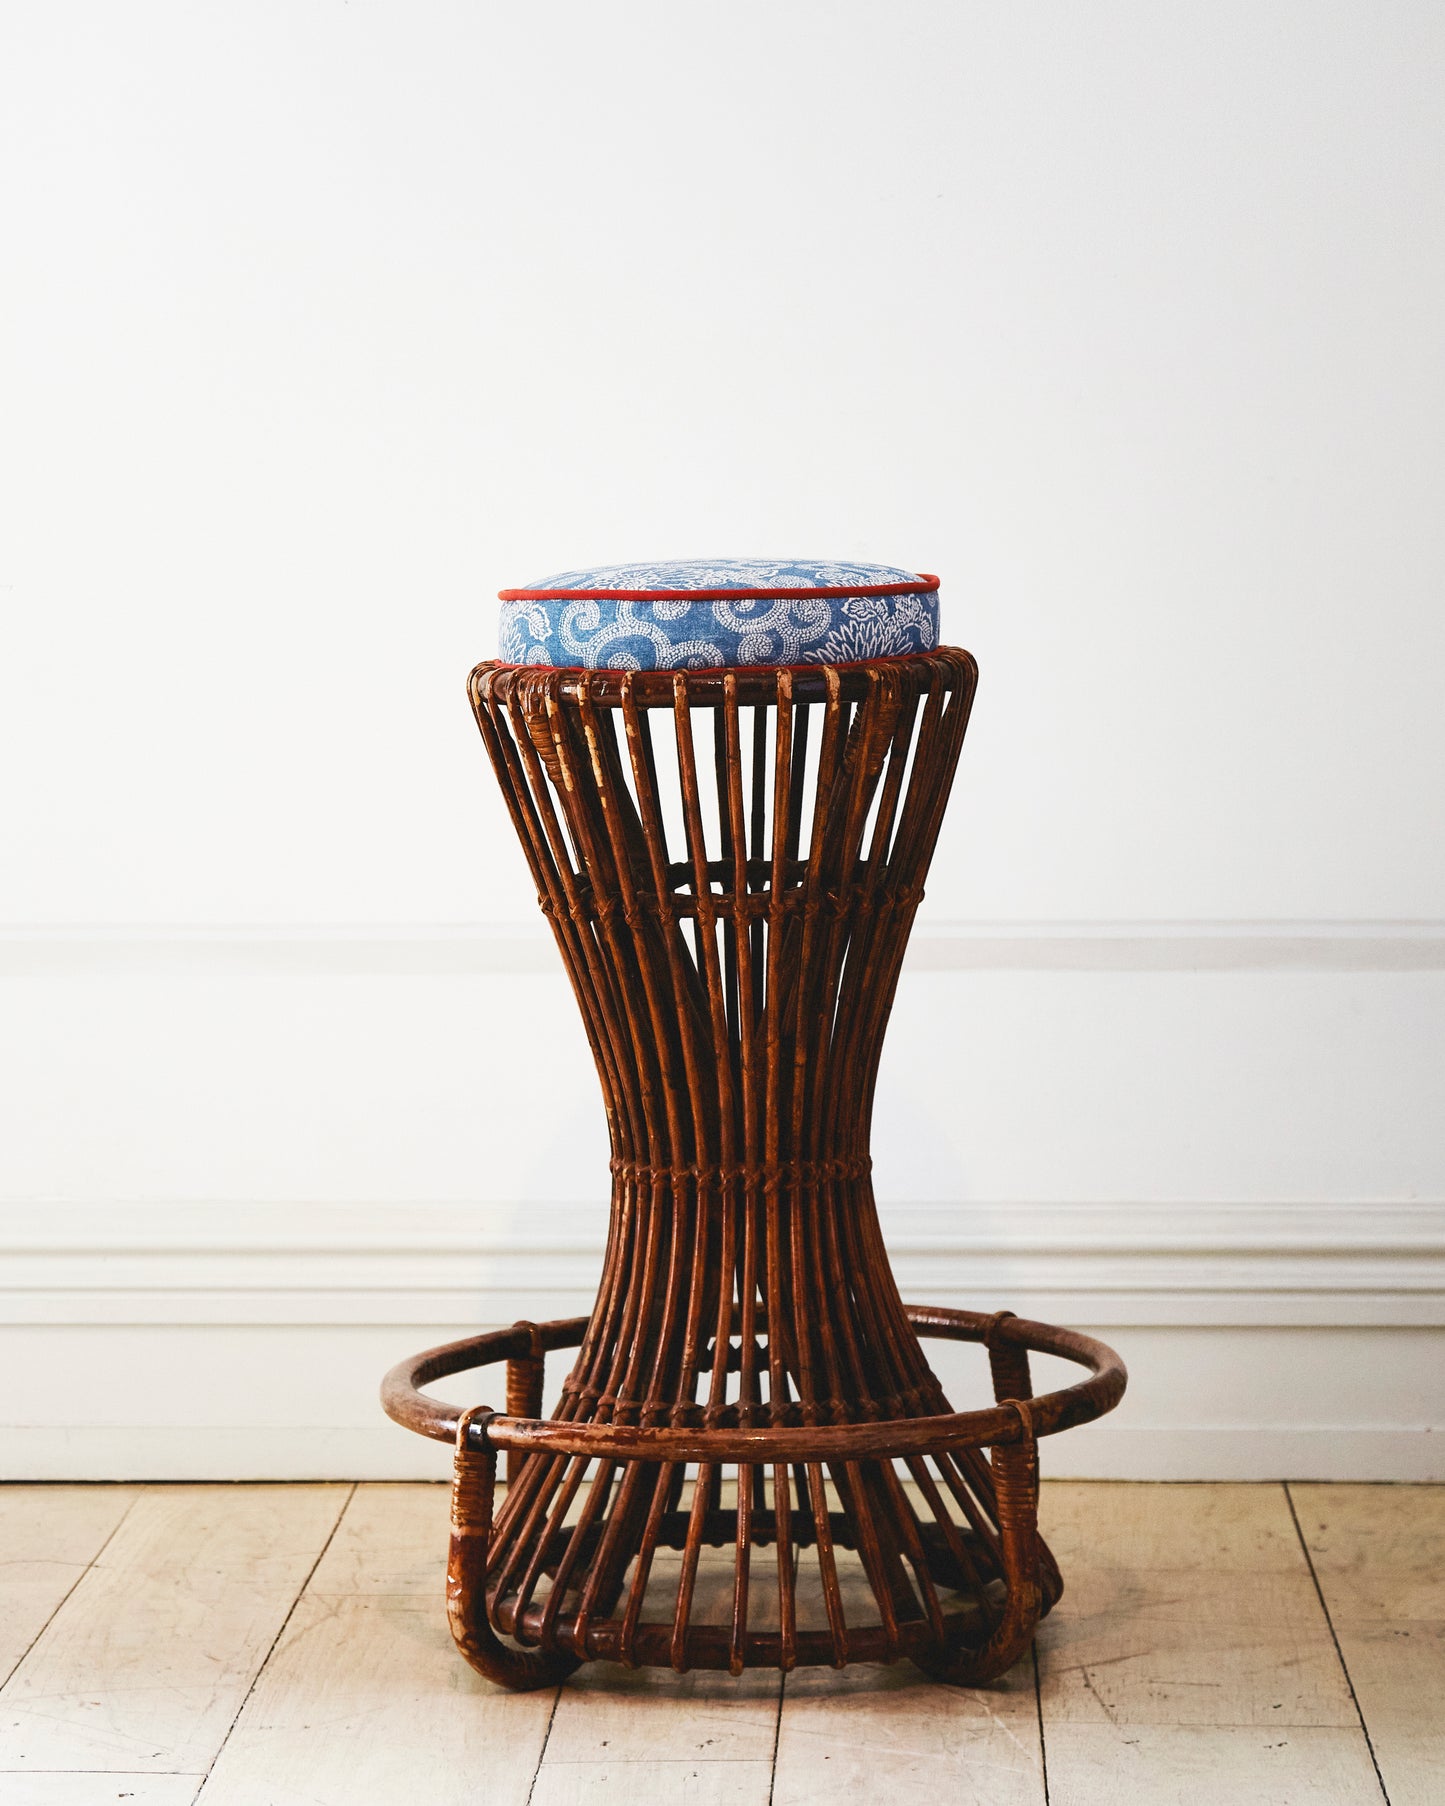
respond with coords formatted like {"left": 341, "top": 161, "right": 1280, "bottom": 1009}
{"left": 2, "top": 2, "right": 1443, "bottom": 1478}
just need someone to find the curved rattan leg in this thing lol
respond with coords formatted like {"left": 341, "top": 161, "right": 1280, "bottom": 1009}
{"left": 447, "top": 1407, "right": 580, "bottom": 1692}
{"left": 912, "top": 1402, "right": 1045, "bottom": 1687}
{"left": 982, "top": 1311, "right": 1063, "bottom": 1612}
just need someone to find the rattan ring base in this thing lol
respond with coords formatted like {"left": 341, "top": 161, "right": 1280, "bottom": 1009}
{"left": 381, "top": 650, "right": 1126, "bottom": 1688}
{"left": 384, "top": 1305, "right": 1125, "bottom": 1687}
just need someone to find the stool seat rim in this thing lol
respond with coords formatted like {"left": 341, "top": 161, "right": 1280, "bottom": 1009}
{"left": 473, "top": 644, "right": 978, "bottom": 704}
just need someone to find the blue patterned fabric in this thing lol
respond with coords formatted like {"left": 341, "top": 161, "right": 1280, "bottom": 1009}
{"left": 498, "top": 559, "right": 940, "bottom": 671}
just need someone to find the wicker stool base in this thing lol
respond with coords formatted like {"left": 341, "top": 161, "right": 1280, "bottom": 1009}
{"left": 382, "top": 650, "right": 1125, "bottom": 1688}
{"left": 382, "top": 1304, "right": 1125, "bottom": 1690}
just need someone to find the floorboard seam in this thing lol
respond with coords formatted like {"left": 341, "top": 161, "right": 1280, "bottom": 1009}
{"left": 190, "top": 1481, "right": 357, "bottom": 1800}
{"left": 766, "top": 1667, "right": 785, "bottom": 1805}
{"left": 1283, "top": 1480, "right": 1392, "bottom": 1804}
{"left": 524, "top": 1680, "right": 564, "bottom": 1805}
{"left": 1032, "top": 1640, "right": 1051, "bottom": 1804}
{"left": 0, "top": 1484, "right": 148, "bottom": 1694}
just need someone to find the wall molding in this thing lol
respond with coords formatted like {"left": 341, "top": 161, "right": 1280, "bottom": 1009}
{"left": 4, "top": 920, "right": 1445, "bottom": 975}
{"left": 5, "top": 1200, "right": 1443, "bottom": 1328}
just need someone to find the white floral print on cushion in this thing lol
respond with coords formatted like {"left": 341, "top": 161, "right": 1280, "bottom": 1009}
{"left": 497, "top": 559, "right": 941, "bottom": 671}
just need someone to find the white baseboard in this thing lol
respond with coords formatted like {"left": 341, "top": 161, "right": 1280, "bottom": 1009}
{"left": 4, "top": 1200, "right": 1442, "bottom": 1482}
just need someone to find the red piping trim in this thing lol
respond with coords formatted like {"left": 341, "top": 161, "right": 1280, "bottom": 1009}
{"left": 498, "top": 573, "right": 940, "bottom": 603}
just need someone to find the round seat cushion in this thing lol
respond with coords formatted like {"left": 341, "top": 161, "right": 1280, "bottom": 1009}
{"left": 497, "top": 559, "right": 940, "bottom": 671}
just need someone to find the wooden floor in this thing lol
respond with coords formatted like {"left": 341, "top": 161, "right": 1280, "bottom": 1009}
{"left": 0, "top": 1483, "right": 1439, "bottom": 1805}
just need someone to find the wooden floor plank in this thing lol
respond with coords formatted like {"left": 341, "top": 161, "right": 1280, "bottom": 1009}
{"left": 1035, "top": 1484, "right": 1383, "bottom": 1800}
{"left": 281, "top": 1478, "right": 450, "bottom": 1598}
{"left": 1037, "top": 1486, "right": 1357, "bottom": 1728}
{"left": 529, "top": 1543, "right": 780, "bottom": 1806}
{"left": 541, "top": 1661, "right": 781, "bottom": 1766}
{"left": 1322, "top": 1621, "right": 1444, "bottom": 1806}
{"left": 0, "top": 1487, "right": 142, "bottom": 1685}
{"left": 0, "top": 1777, "right": 200, "bottom": 1806}
{"left": 1042, "top": 1723, "right": 1385, "bottom": 1805}
{"left": 196, "top": 1484, "right": 557, "bottom": 1806}
{"left": 1291, "top": 1482, "right": 1445, "bottom": 1620}
{"left": 530, "top": 1663, "right": 777, "bottom": 1806}
{"left": 771, "top": 1531, "right": 1044, "bottom": 1806}
{"left": 0, "top": 1485, "right": 348, "bottom": 1777}
{"left": 1042, "top": 1479, "right": 1320, "bottom": 1574}
{"left": 773, "top": 1658, "right": 1044, "bottom": 1806}
{"left": 530, "top": 1759, "right": 775, "bottom": 1806}
{"left": 1293, "top": 1483, "right": 1445, "bottom": 1806}
{"left": 1037, "top": 1568, "right": 1358, "bottom": 1727}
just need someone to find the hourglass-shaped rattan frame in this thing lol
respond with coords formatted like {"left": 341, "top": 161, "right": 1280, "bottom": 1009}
{"left": 382, "top": 649, "right": 1126, "bottom": 1689}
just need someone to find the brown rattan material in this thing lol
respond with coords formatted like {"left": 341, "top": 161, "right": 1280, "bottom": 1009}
{"left": 381, "top": 649, "right": 1126, "bottom": 1690}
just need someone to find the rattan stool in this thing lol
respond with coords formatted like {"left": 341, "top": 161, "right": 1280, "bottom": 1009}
{"left": 383, "top": 644, "right": 1126, "bottom": 1689}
